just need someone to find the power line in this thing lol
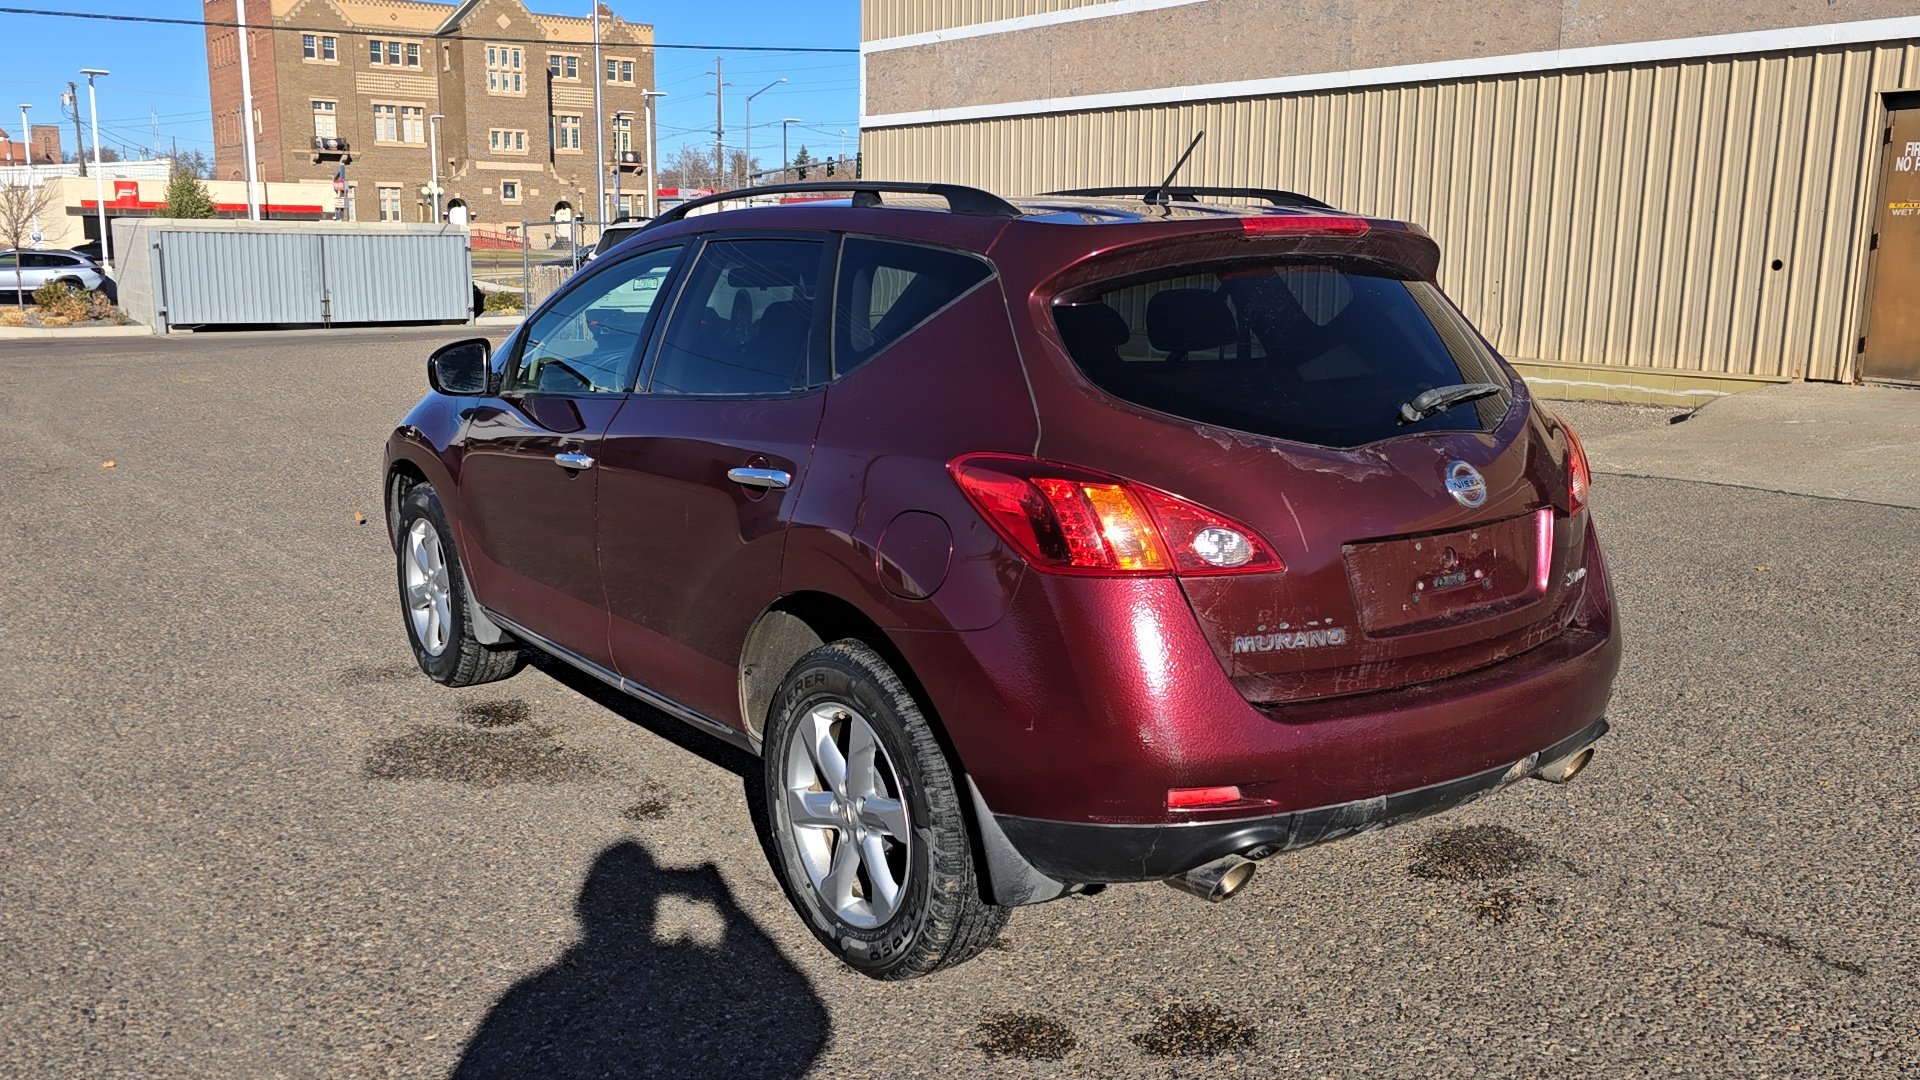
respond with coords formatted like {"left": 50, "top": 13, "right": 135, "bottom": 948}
{"left": 0, "top": 7, "right": 859, "bottom": 52}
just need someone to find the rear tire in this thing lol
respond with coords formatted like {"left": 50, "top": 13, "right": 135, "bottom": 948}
{"left": 394, "top": 482, "right": 524, "bottom": 686}
{"left": 763, "top": 640, "right": 1009, "bottom": 980}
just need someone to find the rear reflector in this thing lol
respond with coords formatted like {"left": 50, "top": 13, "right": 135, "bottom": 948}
{"left": 1240, "top": 213, "right": 1371, "bottom": 237}
{"left": 1167, "top": 785, "right": 1244, "bottom": 809}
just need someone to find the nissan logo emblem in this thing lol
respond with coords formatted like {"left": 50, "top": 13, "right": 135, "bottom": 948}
{"left": 1445, "top": 461, "right": 1487, "bottom": 508}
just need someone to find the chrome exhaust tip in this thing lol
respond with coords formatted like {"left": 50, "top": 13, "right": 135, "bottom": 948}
{"left": 1164, "top": 854, "right": 1257, "bottom": 903}
{"left": 1533, "top": 744, "right": 1596, "bottom": 784}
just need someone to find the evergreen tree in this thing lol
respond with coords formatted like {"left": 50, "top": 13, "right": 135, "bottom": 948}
{"left": 792, "top": 145, "right": 813, "bottom": 180}
{"left": 159, "top": 170, "right": 216, "bottom": 218}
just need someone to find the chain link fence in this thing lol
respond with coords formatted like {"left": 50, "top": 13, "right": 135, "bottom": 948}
{"left": 469, "top": 216, "right": 607, "bottom": 316}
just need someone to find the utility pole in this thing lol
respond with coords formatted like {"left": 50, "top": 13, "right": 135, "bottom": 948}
{"left": 65, "top": 83, "right": 85, "bottom": 177}
{"left": 781, "top": 118, "right": 799, "bottom": 185}
{"left": 233, "top": 0, "right": 261, "bottom": 220}
{"left": 708, "top": 57, "right": 724, "bottom": 189}
{"left": 591, "top": 0, "right": 606, "bottom": 227}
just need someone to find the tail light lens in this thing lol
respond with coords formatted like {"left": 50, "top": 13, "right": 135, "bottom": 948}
{"left": 1564, "top": 423, "right": 1591, "bottom": 515}
{"left": 949, "top": 454, "right": 1283, "bottom": 577}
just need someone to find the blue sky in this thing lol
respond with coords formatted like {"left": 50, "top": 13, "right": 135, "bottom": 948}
{"left": 0, "top": 0, "right": 860, "bottom": 170}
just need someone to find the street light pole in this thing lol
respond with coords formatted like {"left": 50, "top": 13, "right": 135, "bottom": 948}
{"left": 17, "top": 104, "right": 38, "bottom": 246}
{"left": 611, "top": 109, "right": 632, "bottom": 218}
{"left": 640, "top": 90, "right": 665, "bottom": 217}
{"left": 781, "top": 118, "right": 800, "bottom": 184}
{"left": 744, "top": 78, "right": 783, "bottom": 184}
{"left": 428, "top": 114, "right": 443, "bottom": 223}
{"left": 591, "top": 0, "right": 606, "bottom": 227}
{"left": 231, "top": 0, "right": 260, "bottom": 220}
{"left": 80, "top": 69, "right": 112, "bottom": 273}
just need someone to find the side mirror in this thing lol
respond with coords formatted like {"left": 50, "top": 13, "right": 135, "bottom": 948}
{"left": 427, "top": 338, "right": 492, "bottom": 396}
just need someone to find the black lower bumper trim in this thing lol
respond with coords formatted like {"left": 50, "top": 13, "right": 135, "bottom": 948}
{"left": 995, "top": 718, "right": 1609, "bottom": 883}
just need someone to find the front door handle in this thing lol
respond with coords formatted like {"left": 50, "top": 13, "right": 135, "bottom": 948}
{"left": 726, "top": 467, "right": 791, "bottom": 490}
{"left": 554, "top": 452, "right": 597, "bottom": 471}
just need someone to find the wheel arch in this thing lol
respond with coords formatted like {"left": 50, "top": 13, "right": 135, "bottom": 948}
{"left": 385, "top": 457, "right": 430, "bottom": 547}
{"left": 741, "top": 591, "right": 1070, "bottom": 907}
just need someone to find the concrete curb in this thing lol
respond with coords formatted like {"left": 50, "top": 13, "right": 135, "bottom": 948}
{"left": 472, "top": 314, "right": 523, "bottom": 327}
{"left": 0, "top": 324, "right": 153, "bottom": 341}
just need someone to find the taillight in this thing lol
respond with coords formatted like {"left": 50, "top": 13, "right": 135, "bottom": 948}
{"left": 949, "top": 454, "right": 1283, "bottom": 577}
{"left": 1563, "top": 423, "right": 1591, "bottom": 515}
{"left": 1240, "top": 213, "right": 1370, "bottom": 237}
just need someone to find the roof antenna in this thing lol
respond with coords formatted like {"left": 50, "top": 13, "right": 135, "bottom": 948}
{"left": 1144, "top": 131, "right": 1205, "bottom": 207}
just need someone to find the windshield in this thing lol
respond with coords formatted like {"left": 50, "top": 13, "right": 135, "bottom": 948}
{"left": 1052, "top": 261, "right": 1512, "bottom": 448}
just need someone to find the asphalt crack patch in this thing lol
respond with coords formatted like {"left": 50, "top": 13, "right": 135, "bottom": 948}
{"left": 977, "top": 1012, "right": 1076, "bottom": 1060}
{"left": 1131, "top": 1004, "right": 1256, "bottom": 1057}
{"left": 363, "top": 726, "right": 600, "bottom": 786}
{"left": 1657, "top": 903, "right": 1868, "bottom": 978}
{"left": 1408, "top": 824, "right": 1540, "bottom": 882}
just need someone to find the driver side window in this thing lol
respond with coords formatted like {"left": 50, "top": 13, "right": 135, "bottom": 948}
{"left": 507, "top": 244, "right": 683, "bottom": 394}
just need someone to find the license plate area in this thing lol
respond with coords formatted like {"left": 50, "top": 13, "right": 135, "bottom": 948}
{"left": 1342, "top": 509, "right": 1550, "bottom": 636}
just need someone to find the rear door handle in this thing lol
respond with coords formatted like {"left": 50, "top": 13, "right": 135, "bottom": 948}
{"left": 553, "top": 452, "right": 596, "bottom": 471}
{"left": 726, "top": 467, "right": 791, "bottom": 490}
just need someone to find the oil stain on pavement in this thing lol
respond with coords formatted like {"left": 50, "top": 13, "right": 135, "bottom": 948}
{"left": 1407, "top": 824, "right": 1540, "bottom": 882}
{"left": 977, "top": 1011, "right": 1077, "bottom": 1059}
{"left": 459, "top": 699, "right": 533, "bottom": 728}
{"left": 1130, "top": 1004, "right": 1257, "bottom": 1057}
{"left": 363, "top": 699, "right": 601, "bottom": 786}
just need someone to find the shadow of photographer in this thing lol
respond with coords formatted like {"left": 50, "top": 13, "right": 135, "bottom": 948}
{"left": 453, "top": 840, "right": 830, "bottom": 1079}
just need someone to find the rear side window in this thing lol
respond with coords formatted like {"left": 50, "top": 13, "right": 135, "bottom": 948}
{"left": 1052, "top": 263, "right": 1511, "bottom": 448}
{"left": 649, "top": 239, "right": 825, "bottom": 396}
{"left": 833, "top": 238, "right": 993, "bottom": 376}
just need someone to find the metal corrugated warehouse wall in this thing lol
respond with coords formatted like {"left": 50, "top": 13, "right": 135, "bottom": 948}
{"left": 863, "top": 0, "right": 1119, "bottom": 40}
{"left": 869, "top": 41, "right": 1920, "bottom": 383}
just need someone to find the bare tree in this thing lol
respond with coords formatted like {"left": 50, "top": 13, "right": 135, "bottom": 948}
{"left": 656, "top": 144, "right": 763, "bottom": 192}
{"left": 0, "top": 179, "right": 56, "bottom": 309}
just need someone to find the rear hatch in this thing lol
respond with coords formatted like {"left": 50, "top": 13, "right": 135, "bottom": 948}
{"left": 1036, "top": 230, "right": 1587, "bottom": 704}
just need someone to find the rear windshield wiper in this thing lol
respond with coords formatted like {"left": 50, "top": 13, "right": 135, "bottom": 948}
{"left": 1398, "top": 382, "right": 1505, "bottom": 425}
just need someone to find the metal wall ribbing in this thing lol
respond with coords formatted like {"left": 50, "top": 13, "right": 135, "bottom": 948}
{"left": 867, "top": 41, "right": 1920, "bottom": 382}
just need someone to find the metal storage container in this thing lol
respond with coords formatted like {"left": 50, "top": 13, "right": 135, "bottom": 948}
{"left": 112, "top": 218, "right": 473, "bottom": 333}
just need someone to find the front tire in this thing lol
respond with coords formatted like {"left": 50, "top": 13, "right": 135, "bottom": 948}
{"left": 394, "top": 482, "right": 523, "bottom": 686}
{"left": 763, "top": 640, "right": 1009, "bottom": 980}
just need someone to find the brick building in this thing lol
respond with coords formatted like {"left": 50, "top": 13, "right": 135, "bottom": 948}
{"left": 205, "top": 0, "right": 655, "bottom": 229}
{"left": 1, "top": 125, "right": 64, "bottom": 167}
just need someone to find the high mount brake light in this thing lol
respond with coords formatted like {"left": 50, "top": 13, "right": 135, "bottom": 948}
{"left": 949, "top": 454, "right": 1283, "bottom": 577}
{"left": 1240, "top": 214, "right": 1371, "bottom": 237}
{"left": 1564, "top": 423, "right": 1592, "bottom": 515}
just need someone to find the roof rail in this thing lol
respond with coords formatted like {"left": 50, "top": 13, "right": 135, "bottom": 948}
{"left": 643, "top": 181, "right": 1023, "bottom": 229}
{"left": 1043, "top": 186, "right": 1335, "bottom": 211}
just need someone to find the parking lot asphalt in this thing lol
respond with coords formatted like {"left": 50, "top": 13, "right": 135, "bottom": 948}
{"left": 2, "top": 330, "right": 1916, "bottom": 1078}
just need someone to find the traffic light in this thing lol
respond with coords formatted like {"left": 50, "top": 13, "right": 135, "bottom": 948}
{"left": 825, "top": 159, "right": 836, "bottom": 177}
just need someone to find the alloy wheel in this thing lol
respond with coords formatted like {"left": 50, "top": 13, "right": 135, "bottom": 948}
{"left": 403, "top": 517, "right": 454, "bottom": 657}
{"left": 782, "top": 702, "right": 913, "bottom": 928}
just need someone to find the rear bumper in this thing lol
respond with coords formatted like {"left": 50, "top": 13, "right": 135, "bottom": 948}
{"left": 994, "top": 717, "right": 1608, "bottom": 882}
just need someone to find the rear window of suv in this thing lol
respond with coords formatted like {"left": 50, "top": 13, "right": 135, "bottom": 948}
{"left": 1052, "top": 261, "right": 1512, "bottom": 448}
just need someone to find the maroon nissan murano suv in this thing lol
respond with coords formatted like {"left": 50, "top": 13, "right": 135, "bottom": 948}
{"left": 384, "top": 181, "right": 1619, "bottom": 979}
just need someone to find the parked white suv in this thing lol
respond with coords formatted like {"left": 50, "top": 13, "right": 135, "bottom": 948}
{"left": 1, "top": 249, "right": 106, "bottom": 296}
